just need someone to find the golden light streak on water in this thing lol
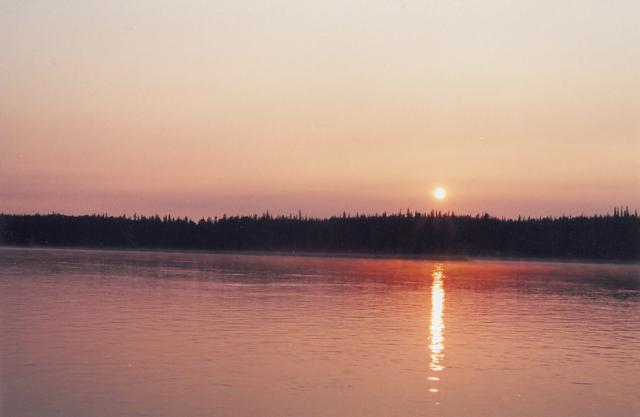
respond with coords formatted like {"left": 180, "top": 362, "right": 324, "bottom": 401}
{"left": 429, "top": 264, "right": 445, "bottom": 391}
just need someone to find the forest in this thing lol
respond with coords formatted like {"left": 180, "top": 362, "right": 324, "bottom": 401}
{"left": 0, "top": 208, "right": 638, "bottom": 261}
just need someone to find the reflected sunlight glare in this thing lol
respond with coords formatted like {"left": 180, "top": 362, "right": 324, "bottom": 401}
{"left": 429, "top": 264, "right": 446, "bottom": 380}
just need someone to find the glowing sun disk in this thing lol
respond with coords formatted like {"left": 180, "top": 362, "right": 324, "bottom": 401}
{"left": 434, "top": 187, "right": 447, "bottom": 200}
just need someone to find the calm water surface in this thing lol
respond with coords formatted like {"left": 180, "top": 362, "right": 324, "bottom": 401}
{"left": 1, "top": 247, "right": 639, "bottom": 417}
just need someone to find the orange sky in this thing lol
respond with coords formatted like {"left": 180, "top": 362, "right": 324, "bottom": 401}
{"left": 1, "top": 1, "right": 639, "bottom": 218}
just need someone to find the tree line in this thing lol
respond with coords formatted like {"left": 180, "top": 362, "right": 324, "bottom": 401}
{"left": 0, "top": 208, "right": 638, "bottom": 261}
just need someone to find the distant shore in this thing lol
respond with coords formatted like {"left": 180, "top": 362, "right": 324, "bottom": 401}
{"left": 1, "top": 212, "right": 638, "bottom": 262}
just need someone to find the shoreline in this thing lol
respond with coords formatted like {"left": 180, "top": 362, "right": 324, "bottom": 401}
{"left": 1, "top": 244, "right": 638, "bottom": 266}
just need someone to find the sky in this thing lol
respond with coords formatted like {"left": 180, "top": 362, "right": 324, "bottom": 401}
{"left": 1, "top": 0, "right": 639, "bottom": 218}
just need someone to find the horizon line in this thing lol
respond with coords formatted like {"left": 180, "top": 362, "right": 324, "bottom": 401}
{"left": 2, "top": 206, "right": 638, "bottom": 222}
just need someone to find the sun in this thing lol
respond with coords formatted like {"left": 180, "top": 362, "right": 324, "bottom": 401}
{"left": 434, "top": 187, "right": 447, "bottom": 200}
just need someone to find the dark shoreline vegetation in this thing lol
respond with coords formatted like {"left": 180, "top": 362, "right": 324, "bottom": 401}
{"left": 1, "top": 209, "right": 638, "bottom": 261}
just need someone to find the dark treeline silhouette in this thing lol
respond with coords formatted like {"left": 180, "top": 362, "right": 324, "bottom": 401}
{"left": 1, "top": 208, "right": 639, "bottom": 261}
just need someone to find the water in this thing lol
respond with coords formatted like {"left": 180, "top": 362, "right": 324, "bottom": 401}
{"left": 1, "top": 247, "right": 639, "bottom": 417}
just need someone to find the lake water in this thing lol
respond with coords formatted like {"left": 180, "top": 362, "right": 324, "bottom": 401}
{"left": 1, "top": 247, "right": 639, "bottom": 417}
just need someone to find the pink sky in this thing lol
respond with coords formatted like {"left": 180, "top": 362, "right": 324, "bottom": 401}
{"left": 1, "top": 1, "right": 639, "bottom": 218}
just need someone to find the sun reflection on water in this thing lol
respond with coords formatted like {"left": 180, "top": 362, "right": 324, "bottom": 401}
{"left": 429, "top": 264, "right": 445, "bottom": 388}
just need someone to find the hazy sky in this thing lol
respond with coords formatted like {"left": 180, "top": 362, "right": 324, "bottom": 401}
{"left": 1, "top": 0, "right": 638, "bottom": 218}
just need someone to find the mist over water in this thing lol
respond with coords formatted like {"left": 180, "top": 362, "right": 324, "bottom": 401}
{"left": 1, "top": 248, "right": 639, "bottom": 417}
